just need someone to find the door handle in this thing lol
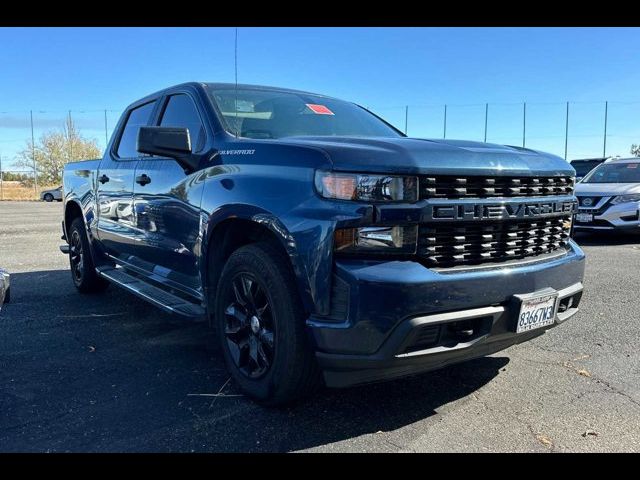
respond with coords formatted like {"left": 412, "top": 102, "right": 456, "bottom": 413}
{"left": 99, "top": 174, "right": 110, "bottom": 184}
{"left": 136, "top": 174, "right": 151, "bottom": 186}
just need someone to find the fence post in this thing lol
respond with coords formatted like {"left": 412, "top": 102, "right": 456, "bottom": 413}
{"left": 522, "top": 102, "right": 526, "bottom": 148}
{"left": 443, "top": 104, "right": 447, "bottom": 139}
{"left": 0, "top": 152, "right": 3, "bottom": 201}
{"left": 484, "top": 103, "right": 488, "bottom": 142}
{"left": 603, "top": 101, "right": 608, "bottom": 158}
{"left": 68, "top": 110, "right": 73, "bottom": 161}
{"left": 564, "top": 102, "right": 570, "bottom": 161}
{"left": 30, "top": 110, "right": 37, "bottom": 197}
{"left": 404, "top": 105, "right": 408, "bottom": 135}
{"left": 104, "top": 109, "right": 109, "bottom": 147}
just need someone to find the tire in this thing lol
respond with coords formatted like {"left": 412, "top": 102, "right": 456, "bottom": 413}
{"left": 214, "top": 242, "right": 321, "bottom": 406}
{"left": 68, "top": 217, "right": 109, "bottom": 294}
{"left": 44, "top": 193, "right": 53, "bottom": 202}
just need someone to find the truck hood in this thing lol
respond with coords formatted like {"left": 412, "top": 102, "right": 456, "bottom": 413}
{"left": 281, "top": 136, "right": 574, "bottom": 177}
{"left": 575, "top": 182, "right": 640, "bottom": 196}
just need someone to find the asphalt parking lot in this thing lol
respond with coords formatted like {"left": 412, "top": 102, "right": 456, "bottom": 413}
{"left": 1, "top": 201, "right": 639, "bottom": 452}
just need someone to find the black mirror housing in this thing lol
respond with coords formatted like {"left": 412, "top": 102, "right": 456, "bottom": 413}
{"left": 137, "top": 126, "right": 199, "bottom": 171}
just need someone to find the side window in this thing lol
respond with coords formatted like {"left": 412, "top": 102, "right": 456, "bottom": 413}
{"left": 159, "top": 94, "right": 205, "bottom": 152}
{"left": 116, "top": 101, "right": 157, "bottom": 159}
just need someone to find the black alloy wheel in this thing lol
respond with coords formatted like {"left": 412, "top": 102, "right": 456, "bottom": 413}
{"left": 213, "top": 242, "right": 321, "bottom": 406}
{"left": 70, "top": 229, "right": 84, "bottom": 284}
{"left": 223, "top": 272, "right": 275, "bottom": 379}
{"left": 68, "top": 217, "right": 109, "bottom": 293}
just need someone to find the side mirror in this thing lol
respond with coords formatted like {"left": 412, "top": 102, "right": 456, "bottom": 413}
{"left": 137, "top": 126, "right": 199, "bottom": 171}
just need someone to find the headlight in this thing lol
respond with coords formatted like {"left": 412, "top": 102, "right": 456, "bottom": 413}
{"left": 315, "top": 171, "right": 418, "bottom": 202}
{"left": 611, "top": 194, "right": 640, "bottom": 205}
{"left": 334, "top": 226, "right": 417, "bottom": 254}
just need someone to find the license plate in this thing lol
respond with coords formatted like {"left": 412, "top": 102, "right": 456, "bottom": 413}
{"left": 515, "top": 291, "right": 558, "bottom": 333}
{"left": 576, "top": 213, "right": 593, "bottom": 223}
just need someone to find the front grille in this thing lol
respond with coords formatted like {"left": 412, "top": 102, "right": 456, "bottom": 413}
{"left": 577, "top": 196, "right": 603, "bottom": 207}
{"left": 418, "top": 216, "right": 572, "bottom": 268}
{"left": 419, "top": 176, "right": 574, "bottom": 199}
{"left": 577, "top": 197, "right": 610, "bottom": 215}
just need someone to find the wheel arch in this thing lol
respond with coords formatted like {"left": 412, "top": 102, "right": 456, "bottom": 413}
{"left": 63, "top": 199, "right": 98, "bottom": 253}
{"left": 64, "top": 200, "right": 85, "bottom": 238}
{"left": 202, "top": 208, "right": 314, "bottom": 320}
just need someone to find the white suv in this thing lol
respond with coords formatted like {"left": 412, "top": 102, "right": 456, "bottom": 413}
{"left": 574, "top": 158, "right": 640, "bottom": 232}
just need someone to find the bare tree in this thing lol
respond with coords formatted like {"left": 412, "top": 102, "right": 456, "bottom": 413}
{"left": 15, "top": 117, "right": 101, "bottom": 184}
{"left": 631, "top": 144, "right": 640, "bottom": 157}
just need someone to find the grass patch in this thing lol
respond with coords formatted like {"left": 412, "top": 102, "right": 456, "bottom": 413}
{"left": 0, "top": 181, "right": 59, "bottom": 201}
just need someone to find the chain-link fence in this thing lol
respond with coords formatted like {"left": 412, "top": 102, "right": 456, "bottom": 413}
{"left": 1, "top": 101, "right": 639, "bottom": 200}
{"left": 368, "top": 100, "right": 639, "bottom": 161}
{"left": 0, "top": 109, "right": 121, "bottom": 199}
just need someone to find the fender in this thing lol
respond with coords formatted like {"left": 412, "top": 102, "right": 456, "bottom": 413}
{"left": 63, "top": 196, "right": 101, "bottom": 262}
{"left": 201, "top": 204, "right": 316, "bottom": 315}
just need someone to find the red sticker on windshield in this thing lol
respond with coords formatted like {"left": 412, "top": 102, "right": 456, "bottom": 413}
{"left": 306, "top": 104, "right": 335, "bottom": 115}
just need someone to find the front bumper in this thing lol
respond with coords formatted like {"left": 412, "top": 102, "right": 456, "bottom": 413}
{"left": 574, "top": 200, "right": 640, "bottom": 231}
{"left": 307, "top": 241, "right": 585, "bottom": 388}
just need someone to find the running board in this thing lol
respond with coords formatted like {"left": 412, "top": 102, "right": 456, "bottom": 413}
{"left": 96, "top": 266, "right": 206, "bottom": 319}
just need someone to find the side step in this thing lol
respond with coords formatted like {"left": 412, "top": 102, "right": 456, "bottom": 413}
{"left": 96, "top": 266, "right": 206, "bottom": 319}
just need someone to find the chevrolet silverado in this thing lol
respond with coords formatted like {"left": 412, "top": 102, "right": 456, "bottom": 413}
{"left": 60, "top": 82, "right": 585, "bottom": 405}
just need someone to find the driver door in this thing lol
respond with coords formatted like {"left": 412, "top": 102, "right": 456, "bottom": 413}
{"left": 130, "top": 93, "right": 207, "bottom": 296}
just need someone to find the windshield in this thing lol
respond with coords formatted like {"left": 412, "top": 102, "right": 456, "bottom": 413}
{"left": 207, "top": 87, "right": 402, "bottom": 139}
{"left": 571, "top": 161, "right": 602, "bottom": 177}
{"left": 581, "top": 162, "right": 640, "bottom": 183}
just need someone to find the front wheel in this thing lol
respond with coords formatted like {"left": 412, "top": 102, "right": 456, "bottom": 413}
{"left": 68, "top": 217, "right": 109, "bottom": 294}
{"left": 44, "top": 193, "right": 53, "bottom": 202}
{"left": 214, "top": 242, "right": 321, "bottom": 406}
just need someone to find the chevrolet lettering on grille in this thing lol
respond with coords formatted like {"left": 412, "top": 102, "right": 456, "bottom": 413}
{"left": 428, "top": 201, "right": 576, "bottom": 222}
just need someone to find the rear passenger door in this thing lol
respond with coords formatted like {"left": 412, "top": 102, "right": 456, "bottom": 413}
{"left": 96, "top": 100, "right": 157, "bottom": 261}
{"left": 131, "top": 93, "right": 207, "bottom": 296}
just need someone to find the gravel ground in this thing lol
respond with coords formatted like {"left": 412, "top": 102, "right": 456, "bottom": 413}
{"left": 1, "top": 201, "right": 639, "bottom": 452}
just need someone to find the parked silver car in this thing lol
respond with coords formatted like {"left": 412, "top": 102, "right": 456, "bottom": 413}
{"left": 0, "top": 269, "right": 10, "bottom": 308}
{"left": 40, "top": 186, "right": 63, "bottom": 202}
{"left": 574, "top": 158, "right": 640, "bottom": 232}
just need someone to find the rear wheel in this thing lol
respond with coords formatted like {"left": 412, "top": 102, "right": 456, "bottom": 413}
{"left": 44, "top": 193, "right": 53, "bottom": 202}
{"left": 214, "top": 242, "right": 321, "bottom": 406}
{"left": 68, "top": 217, "right": 109, "bottom": 294}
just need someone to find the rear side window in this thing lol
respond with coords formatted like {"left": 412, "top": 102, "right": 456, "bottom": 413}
{"left": 116, "top": 101, "right": 157, "bottom": 159}
{"left": 580, "top": 163, "right": 598, "bottom": 176}
{"left": 159, "top": 94, "right": 205, "bottom": 152}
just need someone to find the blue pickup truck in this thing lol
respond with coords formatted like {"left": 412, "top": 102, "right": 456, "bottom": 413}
{"left": 61, "top": 82, "right": 585, "bottom": 405}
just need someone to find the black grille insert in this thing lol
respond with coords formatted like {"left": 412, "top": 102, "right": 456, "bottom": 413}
{"left": 418, "top": 216, "right": 572, "bottom": 268}
{"left": 404, "top": 325, "right": 441, "bottom": 353}
{"left": 419, "top": 176, "right": 574, "bottom": 199}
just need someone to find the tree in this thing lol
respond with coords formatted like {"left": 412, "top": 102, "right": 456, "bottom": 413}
{"left": 0, "top": 171, "right": 30, "bottom": 182}
{"left": 631, "top": 144, "right": 640, "bottom": 157}
{"left": 15, "top": 117, "right": 101, "bottom": 184}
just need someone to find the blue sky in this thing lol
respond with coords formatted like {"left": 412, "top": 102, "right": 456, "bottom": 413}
{"left": 1, "top": 27, "right": 639, "bottom": 170}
